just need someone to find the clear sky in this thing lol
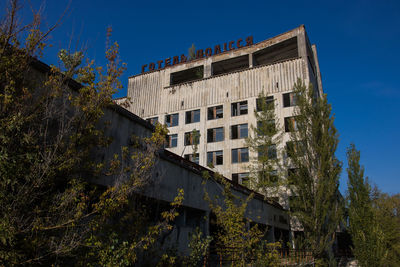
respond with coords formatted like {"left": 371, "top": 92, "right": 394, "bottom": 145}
{"left": 7, "top": 0, "right": 400, "bottom": 194}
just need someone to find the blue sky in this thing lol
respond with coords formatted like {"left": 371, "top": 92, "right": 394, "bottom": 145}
{"left": 8, "top": 0, "right": 400, "bottom": 194}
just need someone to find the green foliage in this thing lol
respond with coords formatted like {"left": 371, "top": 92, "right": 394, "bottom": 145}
{"left": 204, "top": 173, "right": 264, "bottom": 266}
{"left": 183, "top": 227, "right": 213, "bottom": 267}
{"left": 287, "top": 79, "right": 343, "bottom": 265}
{"left": 246, "top": 92, "right": 284, "bottom": 195}
{"left": 0, "top": 2, "right": 183, "bottom": 265}
{"left": 347, "top": 144, "right": 400, "bottom": 266}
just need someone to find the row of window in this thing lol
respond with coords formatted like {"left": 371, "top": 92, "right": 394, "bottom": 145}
{"left": 146, "top": 92, "right": 297, "bottom": 127}
{"left": 166, "top": 124, "right": 249, "bottom": 147}
{"left": 165, "top": 115, "right": 297, "bottom": 148}
{"left": 232, "top": 168, "right": 298, "bottom": 186}
{"left": 180, "top": 141, "right": 301, "bottom": 167}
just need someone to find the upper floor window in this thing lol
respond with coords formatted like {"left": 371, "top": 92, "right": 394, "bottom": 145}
{"left": 207, "top": 127, "right": 224, "bottom": 143}
{"left": 208, "top": 105, "right": 223, "bottom": 120}
{"left": 256, "top": 96, "right": 274, "bottom": 111}
{"left": 231, "top": 123, "right": 248, "bottom": 139}
{"left": 284, "top": 116, "right": 298, "bottom": 132}
{"left": 146, "top": 117, "right": 158, "bottom": 126}
{"left": 231, "top": 101, "right": 248, "bottom": 116}
{"left": 286, "top": 141, "right": 305, "bottom": 157}
{"left": 166, "top": 134, "right": 178, "bottom": 148}
{"left": 185, "top": 109, "right": 200, "bottom": 124}
{"left": 184, "top": 130, "right": 200, "bottom": 146}
{"left": 207, "top": 150, "right": 223, "bottom": 166}
{"left": 231, "top": 147, "right": 249, "bottom": 163}
{"left": 184, "top": 153, "right": 199, "bottom": 164}
{"left": 283, "top": 92, "right": 297, "bottom": 107}
{"left": 165, "top": 113, "right": 179, "bottom": 127}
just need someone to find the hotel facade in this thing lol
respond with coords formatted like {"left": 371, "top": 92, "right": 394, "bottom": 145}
{"left": 124, "top": 25, "right": 323, "bottom": 201}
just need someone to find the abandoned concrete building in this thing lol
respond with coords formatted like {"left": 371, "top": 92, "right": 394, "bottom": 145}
{"left": 28, "top": 58, "right": 290, "bottom": 256}
{"left": 122, "top": 25, "right": 323, "bottom": 206}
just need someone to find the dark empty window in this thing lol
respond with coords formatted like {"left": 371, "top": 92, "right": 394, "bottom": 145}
{"left": 256, "top": 96, "right": 274, "bottom": 111}
{"left": 212, "top": 55, "right": 249, "bottom": 76}
{"left": 283, "top": 92, "right": 297, "bottom": 107}
{"left": 184, "top": 153, "right": 199, "bottom": 164}
{"left": 231, "top": 124, "right": 248, "bottom": 139}
{"left": 208, "top": 105, "right": 223, "bottom": 120}
{"left": 232, "top": 148, "right": 249, "bottom": 163}
{"left": 207, "top": 150, "right": 223, "bottom": 166}
{"left": 170, "top": 66, "right": 204, "bottom": 85}
{"left": 185, "top": 109, "right": 200, "bottom": 124}
{"left": 207, "top": 127, "right": 224, "bottom": 143}
{"left": 253, "top": 37, "right": 298, "bottom": 67}
{"left": 146, "top": 117, "right": 158, "bottom": 126}
{"left": 165, "top": 113, "right": 179, "bottom": 127}
{"left": 232, "top": 173, "right": 249, "bottom": 185}
{"left": 165, "top": 134, "right": 178, "bottom": 148}
{"left": 184, "top": 131, "right": 200, "bottom": 146}
{"left": 284, "top": 116, "right": 298, "bottom": 132}
{"left": 231, "top": 101, "right": 248, "bottom": 116}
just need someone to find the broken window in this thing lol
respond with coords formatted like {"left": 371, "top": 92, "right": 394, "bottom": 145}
{"left": 284, "top": 116, "right": 298, "bottom": 132}
{"left": 287, "top": 168, "right": 299, "bottom": 185}
{"left": 253, "top": 37, "right": 298, "bottom": 67}
{"left": 146, "top": 117, "right": 158, "bottom": 126}
{"left": 207, "top": 150, "right": 223, "bottom": 166}
{"left": 212, "top": 55, "right": 249, "bottom": 76}
{"left": 232, "top": 172, "right": 249, "bottom": 185}
{"left": 207, "top": 105, "right": 223, "bottom": 120}
{"left": 165, "top": 134, "right": 178, "bottom": 148}
{"left": 184, "top": 153, "right": 199, "bottom": 164}
{"left": 184, "top": 130, "right": 200, "bottom": 146}
{"left": 231, "top": 148, "right": 249, "bottom": 163}
{"left": 207, "top": 127, "right": 224, "bottom": 143}
{"left": 283, "top": 92, "right": 297, "bottom": 108}
{"left": 231, "top": 101, "right": 248, "bottom": 116}
{"left": 230, "top": 123, "right": 248, "bottom": 139}
{"left": 256, "top": 96, "right": 274, "bottom": 111}
{"left": 185, "top": 109, "right": 200, "bottom": 124}
{"left": 170, "top": 66, "right": 204, "bottom": 86}
{"left": 165, "top": 113, "right": 179, "bottom": 127}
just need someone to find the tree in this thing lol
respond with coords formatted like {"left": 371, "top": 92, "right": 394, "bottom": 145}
{"left": 347, "top": 144, "right": 400, "bottom": 267}
{"left": 203, "top": 172, "right": 280, "bottom": 266}
{"left": 246, "top": 92, "right": 284, "bottom": 196}
{"left": 0, "top": 1, "right": 183, "bottom": 265}
{"left": 287, "top": 80, "right": 343, "bottom": 265}
{"left": 346, "top": 144, "right": 386, "bottom": 266}
{"left": 373, "top": 192, "right": 400, "bottom": 266}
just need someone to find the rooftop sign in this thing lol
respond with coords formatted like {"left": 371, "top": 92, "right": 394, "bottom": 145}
{"left": 141, "top": 36, "right": 253, "bottom": 73}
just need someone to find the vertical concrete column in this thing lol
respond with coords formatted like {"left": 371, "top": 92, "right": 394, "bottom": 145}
{"left": 297, "top": 26, "right": 308, "bottom": 60}
{"left": 204, "top": 58, "right": 212, "bottom": 78}
{"left": 249, "top": 53, "right": 254, "bottom": 68}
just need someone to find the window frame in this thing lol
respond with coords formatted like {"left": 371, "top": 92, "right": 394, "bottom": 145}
{"left": 165, "top": 113, "right": 179, "bottom": 127}
{"left": 231, "top": 147, "right": 249, "bottom": 163}
{"left": 185, "top": 109, "right": 200, "bottom": 124}
{"left": 207, "top": 127, "right": 224, "bottom": 143}
{"left": 207, "top": 105, "right": 223, "bottom": 120}
{"left": 256, "top": 96, "right": 274, "bottom": 111}
{"left": 165, "top": 134, "right": 178, "bottom": 148}
{"left": 231, "top": 101, "right": 248, "bottom": 117}
{"left": 207, "top": 150, "right": 223, "bottom": 166}
{"left": 184, "top": 130, "right": 200, "bottom": 146}
{"left": 230, "top": 123, "right": 248, "bottom": 139}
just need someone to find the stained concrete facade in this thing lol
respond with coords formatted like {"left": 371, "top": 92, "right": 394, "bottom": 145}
{"left": 125, "top": 25, "right": 323, "bottom": 195}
